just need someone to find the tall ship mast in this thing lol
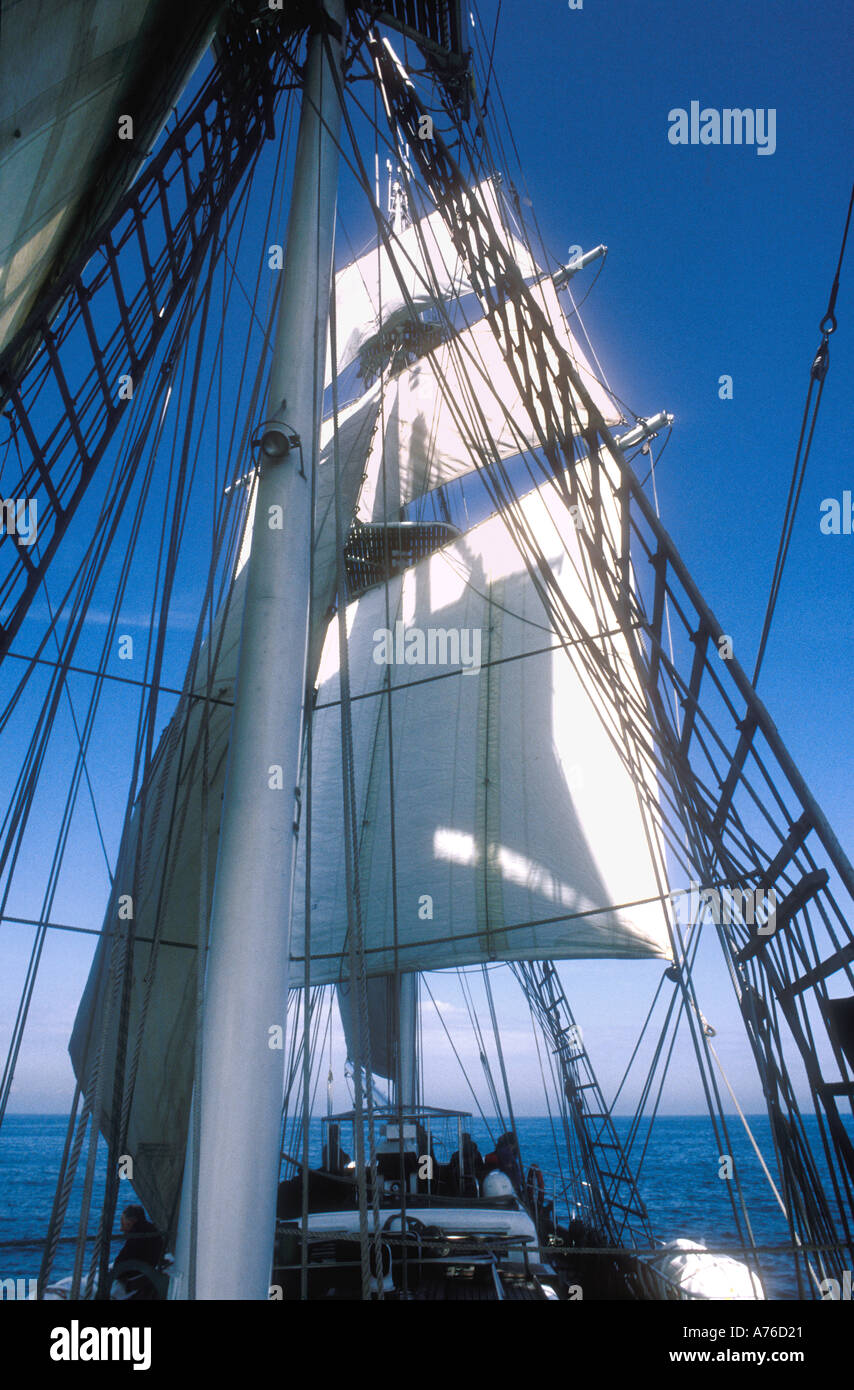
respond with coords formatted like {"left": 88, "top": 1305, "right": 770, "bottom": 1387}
{"left": 0, "top": 2, "right": 851, "bottom": 1306}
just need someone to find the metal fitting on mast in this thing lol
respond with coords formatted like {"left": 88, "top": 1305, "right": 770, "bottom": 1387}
{"left": 553, "top": 243, "right": 607, "bottom": 287}
{"left": 616, "top": 411, "right": 674, "bottom": 450}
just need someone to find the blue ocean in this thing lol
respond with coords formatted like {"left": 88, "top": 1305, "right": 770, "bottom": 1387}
{"left": 1, "top": 1113, "right": 849, "bottom": 1298}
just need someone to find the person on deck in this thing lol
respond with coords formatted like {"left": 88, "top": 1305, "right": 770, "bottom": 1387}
{"left": 112, "top": 1204, "right": 164, "bottom": 1299}
{"left": 450, "top": 1132, "right": 485, "bottom": 1195}
{"left": 484, "top": 1132, "right": 525, "bottom": 1197}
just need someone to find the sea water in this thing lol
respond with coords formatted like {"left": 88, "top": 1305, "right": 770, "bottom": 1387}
{"left": 1, "top": 1112, "right": 849, "bottom": 1298}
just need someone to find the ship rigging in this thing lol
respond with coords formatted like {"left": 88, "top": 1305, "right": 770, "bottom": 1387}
{"left": 0, "top": 1, "right": 851, "bottom": 1303}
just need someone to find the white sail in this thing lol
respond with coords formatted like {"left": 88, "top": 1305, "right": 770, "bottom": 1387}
{"left": 291, "top": 477, "right": 672, "bottom": 983}
{"left": 0, "top": 0, "right": 217, "bottom": 356}
{"left": 337, "top": 977, "right": 399, "bottom": 1083}
{"left": 358, "top": 280, "right": 621, "bottom": 520}
{"left": 329, "top": 178, "right": 539, "bottom": 382}
{"left": 67, "top": 383, "right": 381, "bottom": 1236}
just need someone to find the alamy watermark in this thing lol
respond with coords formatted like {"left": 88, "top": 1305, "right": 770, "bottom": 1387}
{"left": 674, "top": 880, "right": 777, "bottom": 935}
{"left": 1, "top": 1275, "right": 37, "bottom": 1299}
{"left": 373, "top": 622, "right": 482, "bottom": 675}
{"left": 0, "top": 497, "right": 37, "bottom": 546}
{"left": 50, "top": 1320, "right": 151, "bottom": 1371}
{"left": 820, "top": 492, "right": 854, "bottom": 534}
{"left": 668, "top": 103, "right": 776, "bottom": 156}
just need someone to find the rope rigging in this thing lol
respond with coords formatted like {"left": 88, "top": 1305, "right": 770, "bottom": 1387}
{"left": 752, "top": 179, "right": 853, "bottom": 687}
{"left": 1, "top": 13, "right": 852, "bottom": 1306}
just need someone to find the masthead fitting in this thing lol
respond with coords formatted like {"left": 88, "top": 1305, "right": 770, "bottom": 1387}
{"left": 616, "top": 411, "right": 673, "bottom": 450}
{"left": 553, "top": 244, "right": 607, "bottom": 288}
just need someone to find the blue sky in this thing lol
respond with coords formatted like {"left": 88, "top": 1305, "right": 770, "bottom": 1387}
{"left": 418, "top": 0, "right": 854, "bottom": 1114}
{"left": 1, "top": 0, "right": 852, "bottom": 1124}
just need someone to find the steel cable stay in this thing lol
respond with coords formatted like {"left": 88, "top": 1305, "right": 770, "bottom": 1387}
{"left": 420, "top": 975, "right": 496, "bottom": 1142}
{"left": 752, "top": 178, "right": 853, "bottom": 687}
{"left": 457, "top": 967, "right": 506, "bottom": 1126}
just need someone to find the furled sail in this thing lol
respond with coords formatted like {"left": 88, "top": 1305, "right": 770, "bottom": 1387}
{"left": 290, "top": 475, "right": 672, "bottom": 984}
{"left": 357, "top": 277, "right": 622, "bottom": 521}
{"left": 337, "top": 976, "right": 410, "bottom": 1085}
{"left": 328, "top": 177, "right": 540, "bottom": 382}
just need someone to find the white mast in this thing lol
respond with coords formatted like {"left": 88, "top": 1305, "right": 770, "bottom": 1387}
{"left": 397, "top": 973, "right": 418, "bottom": 1108}
{"left": 172, "top": 0, "right": 345, "bottom": 1300}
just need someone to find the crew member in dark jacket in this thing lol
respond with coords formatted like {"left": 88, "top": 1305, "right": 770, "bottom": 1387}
{"left": 113, "top": 1204, "right": 164, "bottom": 1299}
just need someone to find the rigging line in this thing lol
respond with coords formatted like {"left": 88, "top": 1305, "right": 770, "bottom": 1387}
{"left": 752, "top": 179, "right": 852, "bottom": 688}
{"left": 0, "top": 650, "right": 235, "bottom": 706}
{"left": 421, "top": 975, "right": 495, "bottom": 1142}
{"left": 0, "top": 218, "right": 225, "bottom": 740}
{"left": 371, "top": 138, "right": 413, "bottom": 1257}
{"left": 522, "top": 978, "right": 570, "bottom": 1218}
{"left": 92, "top": 366, "right": 200, "bottom": 1296}
{"left": 637, "top": 425, "right": 673, "bottom": 489}
{"left": 624, "top": 916, "right": 700, "bottom": 1158}
{"left": 481, "top": 962, "right": 517, "bottom": 1140}
{"left": 298, "top": 136, "right": 328, "bottom": 1289}
{"left": 90, "top": 201, "right": 256, "bottom": 1279}
{"left": 0, "top": 358, "right": 182, "bottom": 1126}
{"left": 292, "top": 882, "right": 684, "bottom": 966}
{"left": 313, "top": 622, "right": 644, "bottom": 708}
{"left": 37, "top": 1083, "right": 86, "bottom": 1295}
{"left": 456, "top": 968, "right": 504, "bottom": 1126}
{"left": 102, "top": 229, "right": 223, "bottom": 1222}
{"left": 644, "top": 431, "right": 682, "bottom": 735}
{"left": 41, "top": 585, "right": 113, "bottom": 878}
{"left": 457, "top": 28, "right": 561, "bottom": 290}
{"left": 328, "top": 181, "right": 379, "bottom": 1302}
{"left": 564, "top": 260, "right": 607, "bottom": 321}
{"left": 455, "top": 968, "right": 499, "bottom": 1117}
{"left": 670, "top": 912, "right": 764, "bottom": 1264}
{"left": 705, "top": 1035, "right": 804, "bottom": 1245}
{"left": 563, "top": 276, "right": 636, "bottom": 425}
{"left": 608, "top": 972, "right": 668, "bottom": 1116}
{"left": 479, "top": 0, "right": 502, "bottom": 119}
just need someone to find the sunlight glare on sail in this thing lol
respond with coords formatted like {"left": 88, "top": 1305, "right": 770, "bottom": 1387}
{"left": 433, "top": 827, "right": 478, "bottom": 865}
